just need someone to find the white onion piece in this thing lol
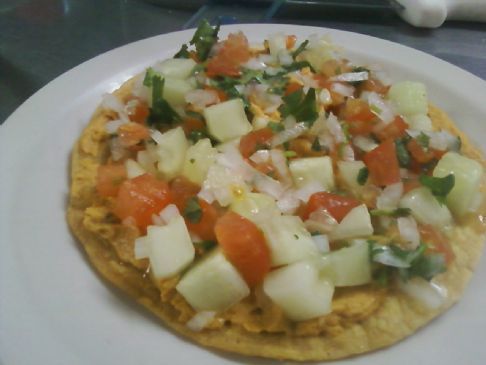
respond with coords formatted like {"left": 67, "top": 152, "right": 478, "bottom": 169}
{"left": 216, "top": 145, "right": 255, "bottom": 182}
{"left": 283, "top": 115, "right": 297, "bottom": 129}
{"left": 159, "top": 204, "right": 180, "bottom": 224}
{"left": 319, "top": 89, "right": 332, "bottom": 106}
{"left": 361, "top": 91, "right": 395, "bottom": 124}
{"left": 331, "top": 82, "right": 355, "bottom": 97}
{"left": 312, "top": 234, "right": 330, "bottom": 253}
{"left": 253, "top": 173, "right": 285, "bottom": 200}
{"left": 249, "top": 150, "right": 271, "bottom": 164}
{"left": 429, "top": 130, "right": 458, "bottom": 151}
{"left": 243, "top": 57, "right": 267, "bottom": 70}
{"left": 102, "top": 93, "right": 125, "bottom": 114}
{"left": 186, "top": 311, "right": 216, "bottom": 332}
{"left": 270, "top": 149, "right": 292, "bottom": 186}
{"left": 398, "top": 277, "right": 447, "bottom": 309}
{"left": 330, "top": 71, "right": 368, "bottom": 83}
{"left": 377, "top": 182, "right": 403, "bottom": 210}
{"left": 276, "top": 191, "right": 300, "bottom": 214}
{"left": 270, "top": 122, "right": 307, "bottom": 147}
{"left": 197, "top": 188, "right": 215, "bottom": 204}
{"left": 340, "top": 144, "right": 355, "bottom": 161}
{"left": 397, "top": 216, "right": 420, "bottom": 249}
{"left": 105, "top": 119, "right": 127, "bottom": 134}
{"left": 134, "top": 237, "right": 150, "bottom": 259}
{"left": 326, "top": 113, "right": 345, "bottom": 144}
{"left": 151, "top": 214, "right": 165, "bottom": 226}
{"left": 305, "top": 209, "right": 338, "bottom": 234}
{"left": 353, "top": 135, "right": 378, "bottom": 152}
{"left": 373, "top": 248, "right": 410, "bottom": 268}
{"left": 294, "top": 181, "right": 325, "bottom": 203}
{"left": 185, "top": 89, "right": 219, "bottom": 109}
{"left": 277, "top": 50, "right": 293, "bottom": 66}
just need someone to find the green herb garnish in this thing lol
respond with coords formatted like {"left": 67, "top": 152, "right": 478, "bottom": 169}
{"left": 184, "top": 197, "right": 202, "bottom": 224}
{"left": 357, "top": 167, "right": 369, "bottom": 186}
{"left": 416, "top": 132, "right": 430, "bottom": 149}
{"left": 189, "top": 19, "right": 220, "bottom": 62}
{"left": 147, "top": 75, "right": 180, "bottom": 128}
{"left": 311, "top": 137, "right": 322, "bottom": 151}
{"left": 174, "top": 44, "right": 190, "bottom": 59}
{"left": 291, "top": 39, "right": 309, "bottom": 59}
{"left": 284, "top": 150, "right": 297, "bottom": 158}
{"left": 278, "top": 88, "right": 318, "bottom": 126}
{"left": 194, "top": 240, "right": 216, "bottom": 251}
{"left": 142, "top": 67, "right": 157, "bottom": 87}
{"left": 395, "top": 138, "right": 411, "bottom": 167}
{"left": 267, "top": 121, "right": 284, "bottom": 133}
{"left": 419, "top": 174, "right": 455, "bottom": 204}
{"left": 370, "top": 207, "right": 411, "bottom": 218}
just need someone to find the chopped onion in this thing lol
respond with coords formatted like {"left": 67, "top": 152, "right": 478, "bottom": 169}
{"left": 270, "top": 122, "right": 307, "bottom": 147}
{"left": 373, "top": 248, "right": 410, "bottom": 268}
{"left": 105, "top": 119, "right": 127, "bottom": 134}
{"left": 270, "top": 149, "right": 292, "bottom": 186}
{"left": 294, "top": 181, "right": 325, "bottom": 203}
{"left": 319, "top": 88, "right": 332, "bottom": 106}
{"left": 159, "top": 204, "right": 180, "bottom": 224}
{"left": 276, "top": 191, "right": 300, "bottom": 214}
{"left": 249, "top": 150, "right": 270, "bottom": 164}
{"left": 197, "top": 187, "right": 215, "bottom": 204}
{"left": 283, "top": 115, "right": 297, "bottom": 129}
{"left": 312, "top": 234, "right": 330, "bottom": 253}
{"left": 353, "top": 135, "right": 378, "bottom": 152}
{"left": 277, "top": 50, "right": 293, "bottom": 66}
{"left": 243, "top": 57, "right": 267, "bottom": 70}
{"left": 134, "top": 237, "right": 150, "bottom": 259}
{"left": 397, "top": 216, "right": 420, "bottom": 249}
{"left": 305, "top": 209, "right": 338, "bottom": 234}
{"left": 185, "top": 89, "right": 219, "bottom": 110}
{"left": 186, "top": 311, "right": 216, "bottom": 332}
{"left": 340, "top": 144, "right": 355, "bottom": 161}
{"left": 216, "top": 145, "right": 256, "bottom": 182}
{"left": 253, "top": 173, "right": 285, "bottom": 200}
{"left": 331, "top": 82, "right": 355, "bottom": 97}
{"left": 102, "top": 93, "right": 125, "bottom": 114}
{"left": 326, "top": 113, "right": 345, "bottom": 143}
{"left": 361, "top": 91, "right": 395, "bottom": 124}
{"left": 376, "top": 182, "right": 403, "bottom": 210}
{"left": 330, "top": 71, "right": 369, "bottom": 83}
{"left": 429, "top": 130, "right": 458, "bottom": 151}
{"left": 398, "top": 277, "right": 447, "bottom": 309}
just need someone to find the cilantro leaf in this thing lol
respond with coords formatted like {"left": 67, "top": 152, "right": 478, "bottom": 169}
{"left": 278, "top": 88, "right": 318, "bottom": 126}
{"left": 267, "top": 121, "right": 284, "bottom": 133}
{"left": 399, "top": 253, "right": 446, "bottom": 281}
{"left": 184, "top": 197, "right": 202, "bottom": 223}
{"left": 416, "top": 132, "right": 430, "bottom": 148}
{"left": 357, "top": 167, "right": 369, "bottom": 186}
{"left": 174, "top": 44, "right": 190, "bottom": 59}
{"left": 311, "top": 137, "right": 321, "bottom": 151}
{"left": 194, "top": 240, "right": 216, "bottom": 251}
{"left": 283, "top": 60, "right": 315, "bottom": 73}
{"left": 419, "top": 174, "right": 455, "bottom": 204}
{"left": 189, "top": 19, "right": 220, "bottom": 62}
{"left": 370, "top": 207, "right": 411, "bottom": 218}
{"left": 291, "top": 40, "right": 309, "bottom": 59}
{"left": 147, "top": 75, "right": 180, "bottom": 128}
{"left": 395, "top": 138, "right": 411, "bottom": 167}
{"left": 143, "top": 67, "right": 157, "bottom": 87}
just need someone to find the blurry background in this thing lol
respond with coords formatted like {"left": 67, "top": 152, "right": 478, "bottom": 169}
{"left": 1, "top": 0, "right": 485, "bottom": 123}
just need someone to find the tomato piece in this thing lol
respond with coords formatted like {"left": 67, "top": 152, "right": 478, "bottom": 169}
{"left": 127, "top": 99, "right": 149, "bottom": 124}
{"left": 181, "top": 117, "right": 206, "bottom": 136}
{"left": 375, "top": 116, "right": 408, "bottom": 141}
{"left": 113, "top": 173, "right": 172, "bottom": 230}
{"left": 419, "top": 225, "right": 454, "bottom": 264}
{"left": 215, "top": 211, "right": 271, "bottom": 287}
{"left": 206, "top": 32, "right": 251, "bottom": 77}
{"left": 239, "top": 127, "right": 274, "bottom": 158}
{"left": 403, "top": 178, "right": 421, "bottom": 193}
{"left": 359, "top": 78, "right": 389, "bottom": 95}
{"left": 285, "top": 82, "right": 303, "bottom": 96}
{"left": 406, "top": 139, "right": 435, "bottom": 164}
{"left": 118, "top": 122, "right": 150, "bottom": 147}
{"left": 286, "top": 35, "right": 297, "bottom": 49}
{"left": 170, "top": 177, "right": 200, "bottom": 211}
{"left": 341, "top": 98, "right": 375, "bottom": 123}
{"left": 302, "top": 192, "right": 361, "bottom": 222}
{"left": 363, "top": 139, "right": 401, "bottom": 186}
{"left": 96, "top": 164, "right": 127, "bottom": 198}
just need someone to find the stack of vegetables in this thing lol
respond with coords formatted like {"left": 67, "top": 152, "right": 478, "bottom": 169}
{"left": 96, "top": 21, "right": 484, "bottom": 326}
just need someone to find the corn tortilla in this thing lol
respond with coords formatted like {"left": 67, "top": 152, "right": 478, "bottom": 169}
{"left": 67, "top": 76, "right": 486, "bottom": 361}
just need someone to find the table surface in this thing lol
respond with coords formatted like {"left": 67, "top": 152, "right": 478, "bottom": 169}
{"left": 1, "top": 0, "right": 485, "bottom": 124}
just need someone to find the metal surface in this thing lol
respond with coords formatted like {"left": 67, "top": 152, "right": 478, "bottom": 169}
{"left": 1, "top": 0, "right": 485, "bottom": 123}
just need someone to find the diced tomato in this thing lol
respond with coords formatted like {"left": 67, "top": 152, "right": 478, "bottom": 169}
{"left": 320, "top": 59, "right": 351, "bottom": 78}
{"left": 239, "top": 127, "right": 274, "bottom": 158}
{"left": 215, "top": 211, "right": 271, "bottom": 287}
{"left": 302, "top": 192, "right": 361, "bottom": 222}
{"left": 181, "top": 117, "right": 206, "bottom": 135}
{"left": 206, "top": 32, "right": 251, "bottom": 78}
{"left": 118, "top": 122, "right": 150, "bottom": 147}
{"left": 363, "top": 139, "right": 401, "bottom": 186}
{"left": 375, "top": 116, "right": 408, "bottom": 141}
{"left": 359, "top": 78, "right": 389, "bottom": 95}
{"left": 286, "top": 35, "right": 297, "bottom": 49}
{"left": 406, "top": 139, "right": 435, "bottom": 164}
{"left": 403, "top": 178, "right": 421, "bottom": 193}
{"left": 285, "top": 82, "right": 303, "bottom": 96}
{"left": 170, "top": 177, "right": 219, "bottom": 241}
{"left": 127, "top": 99, "right": 149, "bottom": 124}
{"left": 96, "top": 164, "right": 127, "bottom": 198}
{"left": 341, "top": 98, "right": 376, "bottom": 136}
{"left": 113, "top": 173, "right": 172, "bottom": 230}
{"left": 419, "top": 225, "right": 454, "bottom": 264}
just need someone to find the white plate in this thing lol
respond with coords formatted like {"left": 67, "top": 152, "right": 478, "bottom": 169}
{"left": 1, "top": 24, "right": 485, "bottom": 365}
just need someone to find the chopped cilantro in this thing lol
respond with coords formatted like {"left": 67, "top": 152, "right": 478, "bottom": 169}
{"left": 188, "top": 129, "right": 210, "bottom": 144}
{"left": 278, "top": 88, "right": 318, "bottom": 126}
{"left": 357, "top": 167, "right": 369, "bottom": 186}
{"left": 189, "top": 158, "right": 195, "bottom": 164}
{"left": 395, "top": 138, "right": 411, "bottom": 167}
{"left": 293, "top": 234, "right": 299, "bottom": 240}
{"left": 291, "top": 39, "right": 309, "bottom": 59}
{"left": 189, "top": 19, "right": 220, "bottom": 61}
{"left": 370, "top": 207, "right": 411, "bottom": 218}
{"left": 283, "top": 60, "right": 315, "bottom": 73}
{"left": 194, "top": 240, "right": 216, "bottom": 251}
{"left": 370, "top": 104, "right": 382, "bottom": 114}
{"left": 416, "top": 132, "right": 430, "bottom": 149}
{"left": 284, "top": 151, "right": 297, "bottom": 158}
{"left": 399, "top": 252, "right": 446, "bottom": 281}
{"left": 311, "top": 137, "right": 321, "bottom": 151}
{"left": 147, "top": 75, "right": 180, "bottom": 128}
{"left": 184, "top": 197, "right": 202, "bottom": 224}
{"left": 419, "top": 174, "right": 455, "bottom": 204}
{"left": 174, "top": 44, "right": 190, "bottom": 59}
{"left": 267, "top": 121, "right": 284, "bottom": 133}
{"left": 142, "top": 67, "right": 157, "bottom": 87}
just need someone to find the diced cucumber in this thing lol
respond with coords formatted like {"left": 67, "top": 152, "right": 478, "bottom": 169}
{"left": 140, "top": 216, "right": 195, "bottom": 279}
{"left": 162, "top": 77, "right": 195, "bottom": 107}
{"left": 136, "top": 147, "right": 158, "bottom": 174}
{"left": 260, "top": 215, "right": 319, "bottom": 266}
{"left": 406, "top": 114, "right": 433, "bottom": 131}
{"left": 152, "top": 126, "right": 188, "bottom": 180}
{"left": 182, "top": 138, "right": 217, "bottom": 185}
{"left": 433, "top": 152, "right": 484, "bottom": 216}
{"left": 327, "top": 239, "right": 371, "bottom": 286}
{"left": 153, "top": 58, "right": 197, "bottom": 79}
{"left": 289, "top": 156, "right": 335, "bottom": 190}
{"left": 388, "top": 81, "right": 428, "bottom": 116}
{"left": 263, "top": 260, "right": 334, "bottom": 321}
{"left": 297, "top": 37, "right": 334, "bottom": 72}
{"left": 338, "top": 160, "right": 366, "bottom": 190}
{"left": 230, "top": 192, "right": 280, "bottom": 224}
{"left": 203, "top": 99, "right": 252, "bottom": 142}
{"left": 399, "top": 187, "right": 452, "bottom": 227}
{"left": 330, "top": 204, "right": 373, "bottom": 241}
{"left": 125, "top": 158, "right": 146, "bottom": 179}
{"left": 176, "top": 249, "right": 250, "bottom": 311}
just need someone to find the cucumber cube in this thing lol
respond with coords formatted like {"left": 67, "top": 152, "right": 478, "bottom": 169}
{"left": 289, "top": 156, "right": 335, "bottom": 190}
{"left": 388, "top": 81, "right": 428, "bottom": 116}
{"left": 162, "top": 77, "right": 195, "bottom": 107}
{"left": 204, "top": 99, "right": 252, "bottom": 142}
{"left": 328, "top": 240, "right": 371, "bottom": 286}
{"left": 330, "top": 204, "right": 373, "bottom": 241}
{"left": 153, "top": 58, "right": 197, "bottom": 79}
{"left": 152, "top": 126, "right": 188, "bottom": 180}
{"left": 399, "top": 187, "right": 452, "bottom": 227}
{"left": 182, "top": 138, "right": 217, "bottom": 185}
{"left": 338, "top": 160, "right": 366, "bottom": 190}
{"left": 230, "top": 192, "right": 280, "bottom": 224}
{"left": 176, "top": 249, "right": 250, "bottom": 311}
